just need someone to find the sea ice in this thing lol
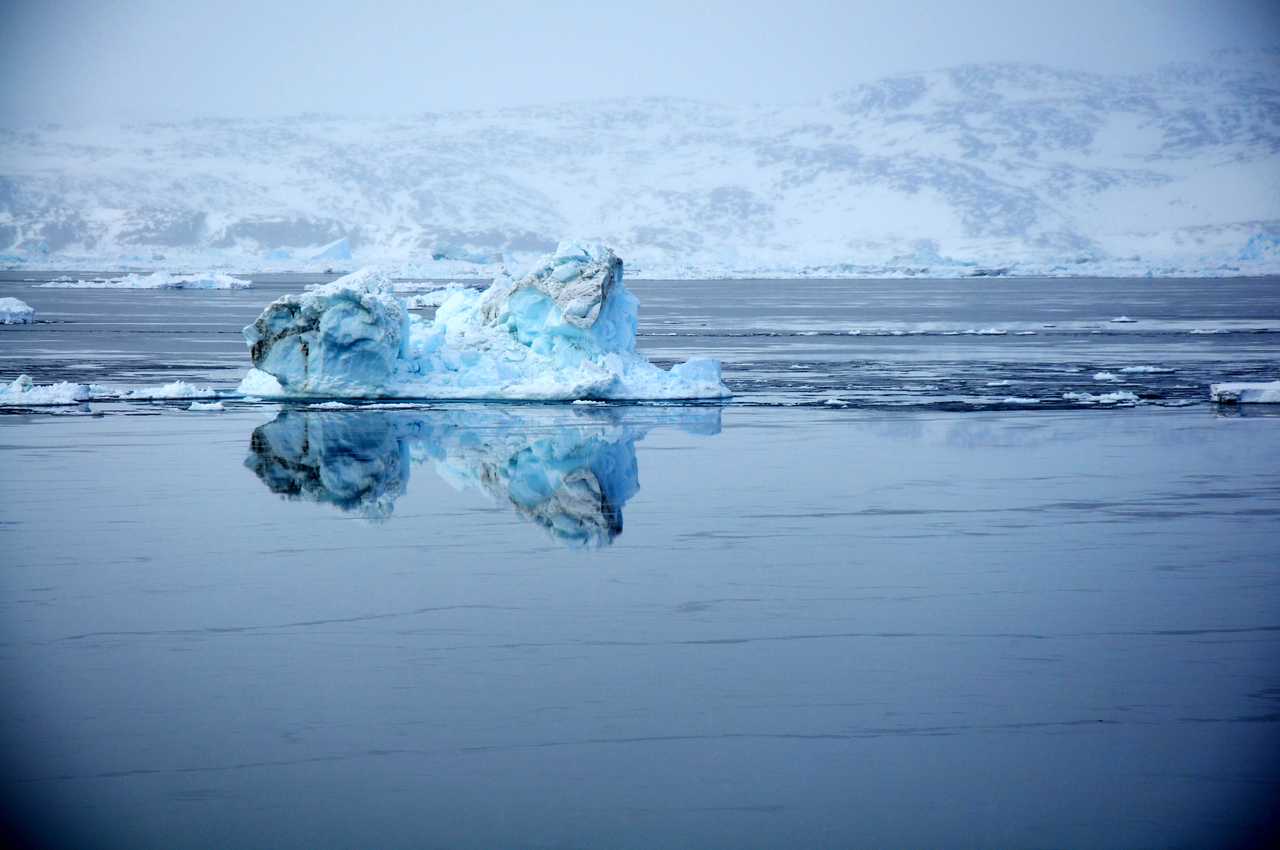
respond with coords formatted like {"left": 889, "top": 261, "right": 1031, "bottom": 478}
{"left": 403, "top": 286, "right": 466, "bottom": 309}
{"left": 188, "top": 400, "right": 225, "bottom": 411}
{"left": 39, "top": 271, "right": 250, "bottom": 290}
{"left": 238, "top": 242, "right": 730, "bottom": 401}
{"left": 0, "top": 374, "right": 90, "bottom": 406}
{"left": 0, "top": 297, "right": 35, "bottom": 324}
{"left": 1210, "top": 381, "right": 1280, "bottom": 403}
{"left": 126, "top": 381, "right": 219, "bottom": 400}
{"left": 1063, "top": 390, "right": 1140, "bottom": 405}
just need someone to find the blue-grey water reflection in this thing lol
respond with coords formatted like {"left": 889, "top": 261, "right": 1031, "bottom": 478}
{"left": 246, "top": 406, "right": 722, "bottom": 546}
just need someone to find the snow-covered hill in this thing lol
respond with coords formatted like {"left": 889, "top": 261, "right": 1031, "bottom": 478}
{"left": 2, "top": 50, "right": 1278, "bottom": 278}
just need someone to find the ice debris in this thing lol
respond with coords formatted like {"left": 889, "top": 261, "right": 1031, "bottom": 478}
{"left": 1210, "top": 381, "right": 1280, "bottom": 404}
{"left": 0, "top": 374, "right": 90, "bottom": 406}
{"left": 126, "top": 381, "right": 219, "bottom": 400}
{"left": 1062, "top": 390, "right": 1140, "bottom": 405}
{"left": 0, "top": 297, "right": 35, "bottom": 324}
{"left": 238, "top": 242, "right": 730, "bottom": 401}
{"left": 39, "top": 271, "right": 250, "bottom": 289}
{"left": 188, "top": 400, "right": 225, "bottom": 411}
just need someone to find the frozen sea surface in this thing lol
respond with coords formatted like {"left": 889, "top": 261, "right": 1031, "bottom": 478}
{"left": 1, "top": 274, "right": 1279, "bottom": 849}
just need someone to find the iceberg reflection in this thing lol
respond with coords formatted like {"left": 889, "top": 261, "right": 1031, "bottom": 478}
{"left": 245, "top": 405, "right": 721, "bottom": 546}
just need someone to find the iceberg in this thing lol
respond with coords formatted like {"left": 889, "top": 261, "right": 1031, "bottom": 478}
{"left": 244, "top": 405, "right": 721, "bottom": 544}
{"left": 311, "top": 238, "right": 352, "bottom": 262}
{"left": 239, "top": 242, "right": 730, "bottom": 401}
{"left": 0, "top": 297, "right": 35, "bottom": 324}
{"left": 1210, "top": 381, "right": 1280, "bottom": 404}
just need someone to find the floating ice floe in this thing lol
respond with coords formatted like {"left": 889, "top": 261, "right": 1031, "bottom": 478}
{"left": 188, "top": 400, "right": 225, "bottom": 412}
{"left": 1093, "top": 371, "right": 1121, "bottom": 382}
{"left": 0, "top": 297, "right": 35, "bottom": 324}
{"left": 1062, "top": 390, "right": 1140, "bottom": 405}
{"left": 39, "top": 271, "right": 250, "bottom": 290}
{"left": 0, "top": 374, "right": 91, "bottom": 406}
{"left": 238, "top": 242, "right": 730, "bottom": 401}
{"left": 126, "top": 380, "right": 219, "bottom": 400}
{"left": 1210, "top": 381, "right": 1280, "bottom": 404}
{"left": 1110, "top": 316, "right": 1137, "bottom": 323}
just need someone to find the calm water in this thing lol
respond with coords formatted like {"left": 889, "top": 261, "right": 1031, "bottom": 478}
{"left": 1, "top": 274, "right": 1279, "bottom": 849}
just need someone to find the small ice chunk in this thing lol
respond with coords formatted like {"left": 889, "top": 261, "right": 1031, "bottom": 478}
{"left": 1210, "top": 381, "right": 1280, "bottom": 404}
{"left": 0, "top": 297, "right": 35, "bottom": 324}
{"left": 237, "top": 369, "right": 285, "bottom": 397}
{"left": 404, "top": 286, "right": 465, "bottom": 309}
{"left": 0, "top": 374, "right": 89, "bottom": 406}
{"left": 1110, "top": 316, "right": 1137, "bottom": 323}
{"left": 1120, "top": 366, "right": 1174, "bottom": 374}
{"left": 127, "top": 380, "right": 219, "bottom": 400}
{"left": 188, "top": 400, "right": 225, "bottom": 412}
{"left": 1063, "top": 390, "right": 1140, "bottom": 405}
{"left": 1093, "top": 371, "right": 1121, "bottom": 382}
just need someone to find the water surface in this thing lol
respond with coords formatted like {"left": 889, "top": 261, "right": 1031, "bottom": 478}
{"left": 1, "top": 275, "right": 1279, "bottom": 849}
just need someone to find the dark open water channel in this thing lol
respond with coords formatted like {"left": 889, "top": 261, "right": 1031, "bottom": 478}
{"left": 1, "top": 274, "right": 1279, "bottom": 848}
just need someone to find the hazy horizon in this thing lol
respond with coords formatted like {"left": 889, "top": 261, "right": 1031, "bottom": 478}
{"left": 2, "top": 0, "right": 1279, "bottom": 126}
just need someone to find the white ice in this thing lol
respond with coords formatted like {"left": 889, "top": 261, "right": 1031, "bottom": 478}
{"left": 1210, "top": 381, "right": 1280, "bottom": 403}
{"left": 0, "top": 297, "right": 35, "bottom": 324}
{"left": 0, "top": 374, "right": 90, "bottom": 406}
{"left": 238, "top": 242, "right": 730, "bottom": 401}
{"left": 39, "top": 272, "right": 250, "bottom": 290}
{"left": 126, "top": 381, "right": 219, "bottom": 400}
{"left": 188, "top": 400, "right": 225, "bottom": 411}
{"left": 311, "top": 239, "right": 352, "bottom": 262}
{"left": 1063, "top": 390, "right": 1140, "bottom": 405}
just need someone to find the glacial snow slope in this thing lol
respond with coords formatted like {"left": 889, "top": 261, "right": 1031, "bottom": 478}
{"left": 1, "top": 51, "right": 1278, "bottom": 278}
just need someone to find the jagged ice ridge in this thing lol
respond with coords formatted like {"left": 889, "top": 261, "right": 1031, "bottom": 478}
{"left": 238, "top": 242, "right": 730, "bottom": 400}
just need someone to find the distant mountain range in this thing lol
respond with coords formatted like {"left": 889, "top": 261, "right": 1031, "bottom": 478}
{"left": 2, "top": 49, "right": 1278, "bottom": 277}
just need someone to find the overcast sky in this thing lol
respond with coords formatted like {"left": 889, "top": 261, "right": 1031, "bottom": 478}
{"left": 1, "top": 0, "right": 1277, "bottom": 125}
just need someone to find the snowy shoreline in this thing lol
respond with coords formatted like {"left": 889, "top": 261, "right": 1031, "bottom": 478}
{"left": 6, "top": 263, "right": 1280, "bottom": 283}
